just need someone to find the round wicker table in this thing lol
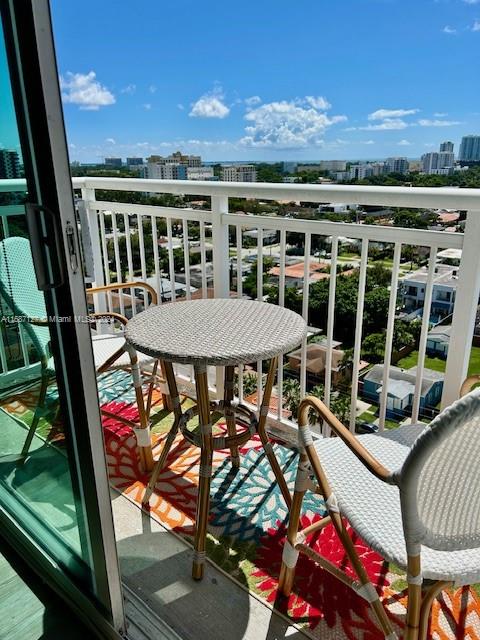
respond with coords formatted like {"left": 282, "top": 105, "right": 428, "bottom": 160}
{"left": 125, "top": 298, "right": 306, "bottom": 579}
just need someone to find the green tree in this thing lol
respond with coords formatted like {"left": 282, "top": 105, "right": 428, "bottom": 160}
{"left": 243, "top": 257, "right": 274, "bottom": 299}
{"left": 361, "top": 333, "right": 386, "bottom": 362}
{"left": 364, "top": 287, "right": 391, "bottom": 332}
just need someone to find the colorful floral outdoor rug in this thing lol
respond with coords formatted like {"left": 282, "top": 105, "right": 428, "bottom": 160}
{"left": 3, "top": 369, "right": 480, "bottom": 640}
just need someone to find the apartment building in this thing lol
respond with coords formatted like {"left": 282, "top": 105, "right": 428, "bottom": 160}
{"left": 458, "top": 135, "right": 480, "bottom": 162}
{"left": 144, "top": 163, "right": 187, "bottom": 180}
{"left": 0, "top": 149, "right": 20, "bottom": 178}
{"left": 186, "top": 166, "right": 215, "bottom": 180}
{"left": 221, "top": 164, "right": 257, "bottom": 182}
{"left": 440, "top": 141, "right": 454, "bottom": 153}
{"left": 347, "top": 162, "right": 386, "bottom": 180}
{"left": 104, "top": 157, "right": 122, "bottom": 167}
{"left": 385, "top": 157, "right": 409, "bottom": 174}
{"left": 421, "top": 142, "right": 455, "bottom": 175}
{"left": 145, "top": 151, "right": 202, "bottom": 167}
{"left": 422, "top": 151, "right": 455, "bottom": 175}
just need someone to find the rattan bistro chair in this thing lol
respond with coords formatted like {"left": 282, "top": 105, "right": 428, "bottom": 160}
{"left": 279, "top": 378, "right": 480, "bottom": 640}
{"left": 0, "top": 236, "right": 167, "bottom": 466}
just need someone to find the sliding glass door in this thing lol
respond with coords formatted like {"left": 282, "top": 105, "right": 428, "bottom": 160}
{"left": 0, "top": 0, "right": 123, "bottom": 634}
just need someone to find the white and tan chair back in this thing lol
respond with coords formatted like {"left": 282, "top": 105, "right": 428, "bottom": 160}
{"left": 398, "top": 387, "right": 480, "bottom": 556}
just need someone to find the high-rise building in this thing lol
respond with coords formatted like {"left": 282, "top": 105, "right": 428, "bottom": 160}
{"left": 126, "top": 157, "right": 144, "bottom": 166}
{"left": 370, "top": 162, "right": 386, "bottom": 176}
{"left": 385, "top": 157, "right": 409, "bottom": 174}
{"left": 440, "top": 141, "right": 454, "bottom": 153}
{"left": 104, "top": 157, "right": 122, "bottom": 167}
{"left": 144, "top": 163, "right": 187, "bottom": 180}
{"left": 347, "top": 162, "right": 386, "bottom": 181}
{"left": 422, "top": 145, "right": 455, "bottom": 175}
{"left": 458, "top": 135, "right": 480, "bottom": 162}
{"left": 0, "top": 149, "right": 20, "bottom": 178}
{"left": 145, "top": 151, "right": 201, "bottom": 168}
{"left": 186, "top": 167, "right": 215, "bottom": 180}
{"left": 167, "top": 151, "right": 201, "bottom": 167}
{"left": 221, "top": 165, "right": 257, "bottom": 182}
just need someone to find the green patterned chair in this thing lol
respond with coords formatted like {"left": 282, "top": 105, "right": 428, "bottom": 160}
{"left": 0, "top": 236, "right": 164, "bottom": 460}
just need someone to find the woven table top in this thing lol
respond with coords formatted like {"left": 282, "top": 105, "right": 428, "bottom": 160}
{"left": 125, "top": 298, "right": 306, "bottom": 366}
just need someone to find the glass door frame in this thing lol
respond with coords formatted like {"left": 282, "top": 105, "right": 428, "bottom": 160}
{"left": 0, "top": 0, "right": 124, "bottom": 635}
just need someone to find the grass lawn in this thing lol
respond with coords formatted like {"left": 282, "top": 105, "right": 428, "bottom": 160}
{"left": 358, "top": 409, "right": 377, "bottom": 423}
{"left": 397, "top": 351, "right": 446, "bottom": 373}
{"left": 397, "top": 346, "right": 480, "bottom": 376}
{"left": 357, "top": 408, "right": 399, "bottom": 430}
{"left": 468, "top": 346, "right": 480, "bottom": 375}
{"left": 338, "top": 252, "right": 360, "bottom": 260}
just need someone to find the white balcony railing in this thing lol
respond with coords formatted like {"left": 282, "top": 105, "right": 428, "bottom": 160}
{"left": 2, "top": 177, "right": 480, "bottom": 437}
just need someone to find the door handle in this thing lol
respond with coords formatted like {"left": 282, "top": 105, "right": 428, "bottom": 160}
{"left": 25, "top": 202, "right": 66, "bottom": 290}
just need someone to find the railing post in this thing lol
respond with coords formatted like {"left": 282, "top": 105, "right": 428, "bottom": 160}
{"left": 211, "top": 195, "right": 230, "bottom": 299}
{"left": 211, "top": 195, "right": 230, "bottom": 398}
{"left": 442, "top": 210, "right": 480, "bottom": 409}
{"left": 81, "top": 186, "right": 106, "bottom": 315}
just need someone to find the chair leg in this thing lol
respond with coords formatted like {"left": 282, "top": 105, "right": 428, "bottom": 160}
{"left": 257, "top": 357, "right": 291, "bottom": 508}
{"left": 278, "top": 451, "right": 308, "bottom": 596}
{"left": 192, "top": 366, "right": 213, "bottom": 581}
{"left": 142, "top": 361, "right": 183, "bottom": 506}
{"left": 127, "top": 345, "right": 154, "bottom": 472}
{"left": 334, "top": 512, "right": 395, "bottom": 639}
{"left": 418, "top": 581, "right": 450, "bottom": 640}
{"left": 405, "top": 556, "right": 422, "bottom": 640}
{"left": 304, "top": 440, "right": 396, "bottom": 639}
{"left": 20, "top": 372, "right": 50, "bottom": 460}
{"left": 224, "top": 365, "right": 240, "bottom": 469}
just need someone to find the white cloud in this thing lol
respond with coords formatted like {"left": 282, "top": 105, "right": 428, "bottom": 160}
{"left": 189, "top": 87, "right": 230, "bottom": 118}
{"left": 149, "top": 84, "right": 157, "bottom": 93}
{"left": 177, "top": 103, "right": 185, "bottom": 110}
{"left": 60, "top": 71, "right": 115, "bottom": 110}
{"left": 304, "top": 96, "right": 331, "bottom": 110}
{"left": 105, "top": 137, "right": 116, "bottom": 144}
{"left": 240, "top": 97, "right": 346, "bottom": 148}
{"left": 121, "top": 84, "right": 136, "bottom": 95}
{"left": 463, "top": 0, "right": 480, "bottom": 4}
{"left": 368, "top": 108, "right": 419, "bottom": 120}
{"left": 362, "top": 140, "right": 375, "bottom": 145}
{"left": 347, "top": 118, "right": 409, "bottom": 131}
{"left": 398, "top": 139, "right": 412, "bottom": 146}
{"left": 434, "top": 112, "right": 448, "bottom": 117}
{"left": 443, "top": 25, "right": 457, "bottom": 34}
{"left": 417, "top": 118, "right": 461, "bottom": 126}
{"left": 472, "top": 20, "right": 480, "bottom": 30}
{"left": 143, "top": 103, "right": 152, "bottom": 110}
{"left": 245, "top": 95, "right": 262, "bottom": 106}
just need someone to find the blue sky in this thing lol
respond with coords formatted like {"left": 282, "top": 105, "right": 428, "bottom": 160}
{"left": 2, "top": 1, "right": 480, "bottom": 162}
